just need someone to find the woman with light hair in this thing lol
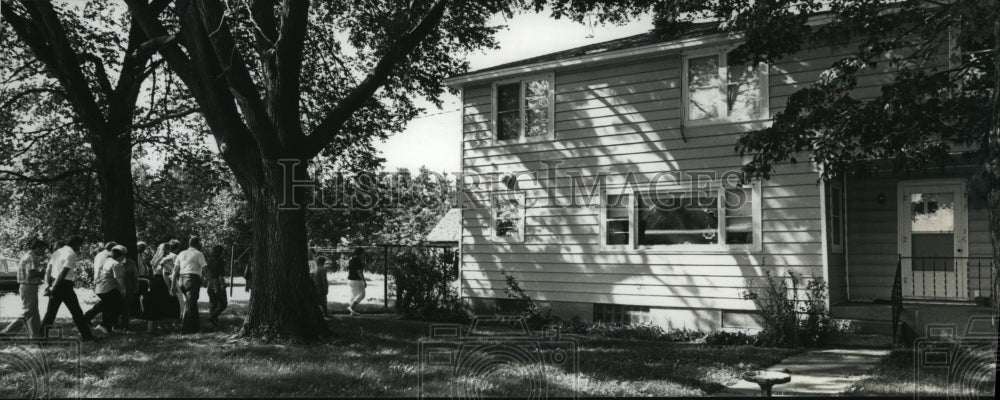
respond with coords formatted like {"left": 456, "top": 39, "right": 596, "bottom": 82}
{"left": 90, "top": 245, "right": 127, "bottom": 335}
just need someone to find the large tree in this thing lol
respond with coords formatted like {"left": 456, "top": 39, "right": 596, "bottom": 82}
{"left": 550, "top": 0, "right": 999, "bottom": 320}
{"left": 0, "top": 0, "right": 199, "bottom": 260}
{"left": 123, "top": 0, "right": 531, "bottom": 339}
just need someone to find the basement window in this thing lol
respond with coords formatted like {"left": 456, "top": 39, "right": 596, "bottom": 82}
{"left": 594, "top": 304, "right": 651, "bottom": 325}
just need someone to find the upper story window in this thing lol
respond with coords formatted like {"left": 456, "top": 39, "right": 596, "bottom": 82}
{"left": 492, "top": 73, "right": 555, "bottom": 142}
{"left": 601, "top": 182, "right": 762, "bottom": 252}
{"left": 683, "top": 49, "right": 769, "bottom": 125}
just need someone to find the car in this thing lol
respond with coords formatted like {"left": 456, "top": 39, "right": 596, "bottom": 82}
{"left": 0, "top": 257, "right": 19, "bottom": 294}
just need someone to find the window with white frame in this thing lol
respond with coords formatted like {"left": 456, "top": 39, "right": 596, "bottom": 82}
{"left": 601, "top": 183, "right": 762, "bottom": 251}
{"left": 683, "top": 49, "right": 768, "bottom": 125}
{"left": 491, "top": 191, "right": 526, "bottom": 242}
{"left": 826, "top": 179, "right": 845, "bottom": 253}
{"left": 492, "top": 73, "right": 555, "bottom": 142}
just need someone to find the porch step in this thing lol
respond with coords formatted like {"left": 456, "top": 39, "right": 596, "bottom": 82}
{"left": 821, "top": 332, "right": 894, "bottom": 348}
{"left": 830, "top": 303, "right": 893, "bottom": 321}
{"left": 831, "top": 318, "right": 899, "bottom": 335}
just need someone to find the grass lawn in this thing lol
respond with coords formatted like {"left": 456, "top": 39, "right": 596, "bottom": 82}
{"left": 845, "top": 345, "right": 997, "bottom": 397}
{"left": 2, "top": 292, "right": 795, "bottom": 397}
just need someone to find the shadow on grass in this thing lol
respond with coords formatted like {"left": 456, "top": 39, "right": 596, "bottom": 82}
{"left": 2, "top": 299, "right": 796, "bottom": 397}
{"left": 845, "top": 345, "right": 997, "bottom": 397}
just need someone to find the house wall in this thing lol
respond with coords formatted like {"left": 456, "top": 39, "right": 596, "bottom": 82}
{"left": 846, "top": 170, "right": 993, "bottom": 300}
{"left": 457, "top": 40, "right": 947, "bottom": 329}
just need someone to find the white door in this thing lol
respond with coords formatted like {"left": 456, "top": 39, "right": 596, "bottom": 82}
{"left": 898, "top": 180, "right": 968, "bottom": 300}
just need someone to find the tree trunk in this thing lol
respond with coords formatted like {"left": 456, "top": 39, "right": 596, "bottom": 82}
{"left": 94, "top": 137, "right": 139, "bottom": 263}
{"left": 239, "top": 159, "right": 328, "bottom": 340}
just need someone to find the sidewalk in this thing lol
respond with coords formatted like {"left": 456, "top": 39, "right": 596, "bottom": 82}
{"left": 716, "top": 348, "right": 890, "bottom": 396}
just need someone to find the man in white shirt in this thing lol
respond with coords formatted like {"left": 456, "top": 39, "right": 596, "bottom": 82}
{"left": 40, "top": 236, "right": 96, "bottom": 341}
{"left": 173, "top": 236, "right": 207, "bottom": 333}
{"left": 92, "top": 242, "right": 115, "bottom": 284}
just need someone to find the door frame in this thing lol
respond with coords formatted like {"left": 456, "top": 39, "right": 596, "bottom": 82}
{"left": 896, "top": 178, "right": 969, "bottom": 300}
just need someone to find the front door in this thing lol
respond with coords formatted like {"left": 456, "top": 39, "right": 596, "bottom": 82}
{"left": 898, "top": 180, "right": 968, "bottom": 300}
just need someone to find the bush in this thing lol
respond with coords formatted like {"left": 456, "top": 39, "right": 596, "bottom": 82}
{"left": 741, "top": 271, "right": 832, "bottom": 347}
{"left": 499, "top": 271, "right": 553, "bottom": 327}
{"left": 391, "top": 248, "right": 468, "bottom": 322}
{"left": 552, "top": 319, "right": 710, "bottom": 342}
{"left": 704, "top": 330, "right": 761, "bottom": 346}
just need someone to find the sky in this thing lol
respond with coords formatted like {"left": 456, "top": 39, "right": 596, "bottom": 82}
{"left": 374, "top": 11, "right": 654, "bottom": 174}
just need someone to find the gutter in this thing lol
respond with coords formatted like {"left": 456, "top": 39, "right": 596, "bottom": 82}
{"left": 442, "top": 32, "right": 737, "bottom": 88}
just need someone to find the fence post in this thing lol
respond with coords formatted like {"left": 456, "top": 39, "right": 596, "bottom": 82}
{"left": 229, "top": 246, "right": 235, "bottom": 297}
{"left": 383, "top": 245, "right": 389, "bottom": 310}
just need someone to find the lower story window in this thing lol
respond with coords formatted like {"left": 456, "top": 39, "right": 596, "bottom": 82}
{"left": 594, "top": 303, "right": 651, "bottom": 324}
{"left": 602, "top": 182, "right": 761, "bottom": 251}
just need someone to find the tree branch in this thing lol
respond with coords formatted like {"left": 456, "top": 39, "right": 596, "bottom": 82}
{"left": 0, "top": 167, "right": 93, "bottom": 183}
{"left": 130, "top": 106, "right": 200, "bottom": 129}
{"left": 80, "top": 52, "right": 115, "bottom": 97}
{"left": 192, "top": 0, "right": 282, "bottom": 154}
{"left": 12, "top": 0, "right": 107, "bottom": 133}
{"left": 0, "top": 87, "right": 67, "bottom": 110}
{"left": 304, "top": 0, "right": 451, "bottom": 158}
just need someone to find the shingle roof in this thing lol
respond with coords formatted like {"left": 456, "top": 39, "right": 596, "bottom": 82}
{"left": 456, "top": 22, "right": 719, "bottom": 77}
{"left": 425, "top": 208, "right": 462, "bottom": 244}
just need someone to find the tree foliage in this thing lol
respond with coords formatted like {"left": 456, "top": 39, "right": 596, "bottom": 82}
{"left": 544, "top": 0, "right": 997, "bottom": 183}
{"left": 0, "top": 0, "right": 207, "bottom": 260}
{"left": 305, "top": 167, "right": 454, "bottom": 247}
{"left": 123, "top": 0, "right": 539, "bottom": 338}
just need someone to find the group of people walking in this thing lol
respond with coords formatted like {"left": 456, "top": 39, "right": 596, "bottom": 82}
{"left": 2, "top": 237, "right": 369, "bottom": 340}
{"left": 0, "top": 236, "right": 228, "bottom": 340}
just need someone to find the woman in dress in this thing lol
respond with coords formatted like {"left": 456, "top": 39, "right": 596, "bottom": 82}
{"left": 142, "top": 243, "right": 173, "bottom": 332}
{"left": 161, "top": 240, "right": 184, "bottom": 322}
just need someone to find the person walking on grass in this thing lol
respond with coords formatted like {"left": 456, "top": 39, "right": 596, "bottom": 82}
{"left": 87, "top": 245, "right": 127, "bottom": 335}
{"left": 311, "top": 255, "right": 330, "bottom": 317}
{"left": 40, "top": 236, "right": 96, "bottom": 341}
{"left": 347, "top": 248, "right": 366, "bottom": 316}
{"left": 173, "top": 237, "right": 207, "bottom": 333}
{"left": 0, "top": 239, "right": 48, "bottom": 338}
{"left": 118, "top": 254, "right": 141, "bottom": 333}
{"left": 92, "top": 241, "right": 115, "bottom": 287}
{"left": 204, "top": 245, "right": 227, "bottom": 327}
{"left": 160, "top": 240, "right": 186, "bottom": 321}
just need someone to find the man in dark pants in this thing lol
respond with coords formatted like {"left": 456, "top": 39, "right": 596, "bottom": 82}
{"left": 41, "top": 236, "right": 97, "bottom": 341}
{"left": 172, "top": 236, "right": 207, "bottom": 334}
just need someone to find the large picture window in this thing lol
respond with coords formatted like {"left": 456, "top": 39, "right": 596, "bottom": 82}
{"left": 491, "top": 191, "right": 526, "bottom": 242}
{"left": 601, "top": 183, "right": 762, "bottom": 252}
{"left": 683, "top": 49, "right": 768, "bottom": 125}
{"left": 492, "top": 73, "right": 555, "bottom": 142}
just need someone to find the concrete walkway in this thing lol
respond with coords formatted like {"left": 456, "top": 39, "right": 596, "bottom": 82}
{"left": 716, "top": 348, "right": 890, "bottom": 396}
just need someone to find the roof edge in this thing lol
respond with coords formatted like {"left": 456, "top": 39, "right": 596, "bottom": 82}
{"left": 443, "top": 31, "right": 737, "bottom": 88}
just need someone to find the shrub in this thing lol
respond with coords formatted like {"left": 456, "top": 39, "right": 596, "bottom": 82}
{"left": 704, "top": 330, "right": 761, "bottom": 346}
{"left": 552, "top": 319, "right": 710, "bottom": 342}
{"left": 391, "top": 248, "right": 468, "bottom": 322}
{"left": 741, "top": 271, "right": 832, "bottom": 347}
{"left": 499, "top": 271, "right": 551, "bottom": 327}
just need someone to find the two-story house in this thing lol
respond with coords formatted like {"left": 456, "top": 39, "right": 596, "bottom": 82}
{"left": 442, "top": 23, "right": 994, "bottom": 340}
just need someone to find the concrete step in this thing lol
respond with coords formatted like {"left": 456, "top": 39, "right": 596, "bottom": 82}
{"left": 829, "top": 303, "right": 893, "bottom": 321}
{"left": 821, "top": 331, "right": 894, "bottom": 348}
{"left": 831, "top": 318, "right": 900, "bottom": 335}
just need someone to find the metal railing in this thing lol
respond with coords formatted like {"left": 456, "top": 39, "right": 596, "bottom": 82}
{"left": 897, "top": 256, "right": 994, "bottom": 301}
{"left": 891, "top": 255, "right": 903, "bottom": 346}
